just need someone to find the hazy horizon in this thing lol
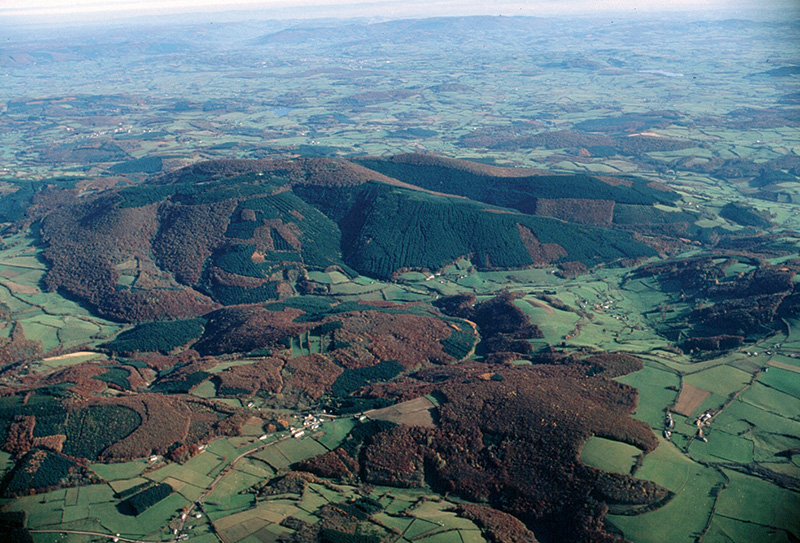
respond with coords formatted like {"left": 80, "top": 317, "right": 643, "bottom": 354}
{"left": 2, "top": 0, "right": 798, "bottom": 27}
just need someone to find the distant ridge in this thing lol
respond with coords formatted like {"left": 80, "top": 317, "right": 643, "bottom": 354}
{"left": 33, "top": 154, "right": 664, "bottom": 322}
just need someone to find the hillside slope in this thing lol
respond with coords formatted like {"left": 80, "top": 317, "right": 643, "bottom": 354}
{"left": 36, "top": 155, "right": 660, "bottom": 321}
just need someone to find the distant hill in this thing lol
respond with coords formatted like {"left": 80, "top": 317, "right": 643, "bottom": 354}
{"left": 32, "top": 154, "right": 665, "bottom": 322}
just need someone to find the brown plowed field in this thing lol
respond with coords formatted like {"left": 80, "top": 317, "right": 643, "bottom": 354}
{"left": 365, "top": 396, "right": 437, "bottom": 428}
{"left": 673, "top": 383, "right": 711, "bottom": 416}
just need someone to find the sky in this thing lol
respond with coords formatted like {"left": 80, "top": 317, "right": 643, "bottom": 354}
{"left": 2, "top": 0, "right": 796, "bottom": 22}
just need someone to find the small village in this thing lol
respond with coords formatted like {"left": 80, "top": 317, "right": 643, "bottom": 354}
{"left": 662, "top": 408, "right": 714, "bottom": 443}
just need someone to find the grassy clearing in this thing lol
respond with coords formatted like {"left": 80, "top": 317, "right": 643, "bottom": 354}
{"left": 683, "top": 365, "right": 753, "bottom": 398}
{"left": 9, "top": 489, "right": 66, "bottom": 528}
{"left": 204, "top": 481, "right": 254, "bottom": 517}
{"left": 739, "top": 381, "right": 800, "bottom": 420}
{"left": 705, "top": 515, "right": 794, "bottom": 543}
{"left": 610, "top": 440, "right": 723, "bottom": 543}
{"left": 403, "top": 518, "right": 442, "bottom": 540}
{"left": 579, "top": 436, "right": 640, "bottom": 474}
{"left": 758, "top": 366, "right": 800, "bottom": 398}
{"left": 615, "top": 365, "right": 679, "bottom": 430}
{"left": 275, "top": 437, "right": 328, "bottom": 465}
{"left": 148, "top": 461, "right": 216, "bottom": 489}
{"left": 314, "top": 417, "right": 356, "bottom": 450}
{"left": 711, "top": 399, "right": 800, "bottom": 464}
{"left": 97, "top": 491, "right": 189, "bottom": 538}
{"left": 76, "top": 484, "right": 115, "bottom": 506}
{"left": 183, "top": 450, "right": 226, "bottom": 478}
{"left": 207, "top": 439, "right": 240, "bottom": 460}
{"left": 191, "top": 380, "right": 217, "bottom": 398}
{"left": 716, "top": 469, "right": 800, "bottom": 538}
{"left": 688, "top": 429, "right": 754, "bottom": 464}
{"left": 253, "top": 446, "right": 292, "bottom": 471}
{"left": 89, "top": 459, "right": 149, "bottom": 481}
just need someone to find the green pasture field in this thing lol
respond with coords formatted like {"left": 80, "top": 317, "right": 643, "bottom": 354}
{"left": 710, "top": 399, "right": 800, "bottom": 463}
{"left": 291, "top": 334, "right": 310, "bottom": 358}
{"left": 705, "top": 515, "right": 794, "bottom": 543}
{"left": 147, "top": 461, "right": 216, "bottom": 489}
{"left": 782, "top": 318, "right": 800, "bottom": 351}
{"left": 314, "top": 417, "right": 356, "bottom": 450}
{"left": 309, "top": 483, "right": 349, "bottom": 503}
{"left": 204, "top": 481, "right": 254, "bottom": 516}
{"left": 253, "top": 445, "right": 292, "bottom": 471}
{"left": 610, "top": 439, "right": 723, "bottom": 543}
{"left": 522, "top": 304, "right": 578, "bottom": 345}
{"left": 329, "top": 281, "right": 384, "bottom": 296}
{"left": 0, "top": 449, "right": 13, "bottom": 477}
{"left": 758, "top": 366, "right": 800, "bottom": 398}
{"left": 615, "top": 365, "right": 679, "bottom": 430}
{"left": 97, "top": 492, "right": 189, "bottom": 538}
{"left": 328, "top": 271, "right": 349, "bottom": 284}
{"left": 296, "top": 491, "right": 329, "bottom": 514}
{"left": 235, "top": 457, "right": 275, "bottom": 479}
{"left": 374, "top": 511, "right": 415, "bottom": 534}
{"left": 61, "top": 504, "right": 91, "bottom": 523}
{"left": 412, "top": 500, "right": 480, "bottom": 531}
{"left": 579, "top": 436, "right": 640, "bottom": 474}
{"left": 713, "top": 399, "right": 800, "bottom": 442}
{"left": 76, "top": 484, "right": 115, "bottom": 506}
{"left": 214, "top": 468, "right": 263, "bottom": 497}
{"left": 403, "top": 518, "right": 442, "bottom": 540}
{"left": 307, "top": 271, "right": 332, "bottom": 284}
{"left": 106, "top": 477, "right": 149, "bottom": 495}
{"left": 8, "top": 489, "right": 67, "bottom": 528}
{"left": 64, "top": 487, "right": 79, "bottom": 507}
{"left": 689, "top": 392, "right": 727, "bottom": 418}
{"left": 0, "top": 233, "right": 122, "bottom": 348}
{"left": 715, "top": 469, "right": 800, "bottom": 539}
{"left": 275, "top": 436, "right": 328, "bottom": 464}
{"left": 683, "top": 365, "right": 753, "bottom": 398}
{"left": 688, "top": 429, "right": 754, "bottom": 464}
{"left": 191, "top": 380, "right": 217, "bottom": 398}
{"left": 381, "top": 284, "right": 431, "bottom": 302}
{"left": 58, "top": 320, "right": 109, "bottom": 347}
{"left": 739, "top": 381, "right": 800, "bottom": 422}
{"left": 173, "top": 480, "right": 205, "bottom": 502}
{"left": 183, "top": 450, "right": 227, "bottom": 478}
{"left": 207, "top": 439, "right": 240, "bottom": 460}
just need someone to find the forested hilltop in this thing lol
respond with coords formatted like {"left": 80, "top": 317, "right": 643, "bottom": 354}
{"left": 26, "top": 154, "right": 669, "bottom": 322}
